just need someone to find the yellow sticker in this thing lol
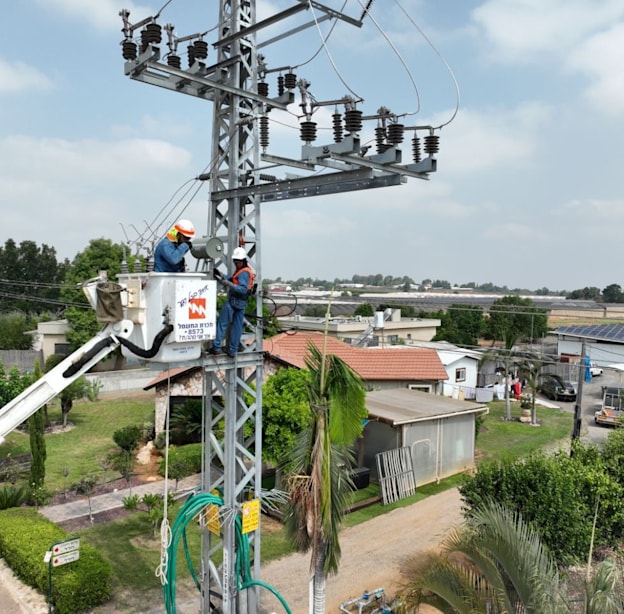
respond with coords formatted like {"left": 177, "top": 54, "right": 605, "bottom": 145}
{"left": 241, "top": 499, "right": 260, "bottom": 534}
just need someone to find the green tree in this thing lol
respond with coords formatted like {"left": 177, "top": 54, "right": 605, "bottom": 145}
{"left": 0, "top": 312, "right": 35, "bottom": 350}
{"left": 568, "top": 286, "right": 602, "bottom": 300}
{"left": 0, "top": 239, "right": 67, "bottom": 314}
{"left": 28, "top": 360, "right": 46, "bottom": 489}
{"left": 0, "top": 363, "right": 34, "bottom": 407}
{"left": 283, "top": 342, "right": 367, "bottom": 614}
{"left": 60, "top": 238, "right": 129, "bottom": 349}
{"left": 435, "top": 304, "right": 484, "bottom": 346}
{"left": 353, "top": 303, "right": 374, "bottom": 317}
{"left": 459, "top": 449, "right": 624, "bottom": 562}
{"left": 486, "top": 295, "right": 548, "bottom": 344}
{"left": 262, "top": 367, "right": 312, "bottom": 466}
{"left": 398, "top": 500, "right": 624, "bottom": 613}
{"left": 602, "top": 284, "right": 623, "bottom": 303}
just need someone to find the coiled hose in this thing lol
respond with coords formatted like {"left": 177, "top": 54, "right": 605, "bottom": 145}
{"left": 163, "top": 492, "right": 291, "bottom": 614}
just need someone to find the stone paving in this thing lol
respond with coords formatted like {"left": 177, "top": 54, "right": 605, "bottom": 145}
{"left": 39, "top": 474, "right": 202, "bottom": 523}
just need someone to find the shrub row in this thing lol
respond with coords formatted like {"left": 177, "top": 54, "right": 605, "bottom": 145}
{"left": 0, "top": 508, "right": 111, "bottom": 613}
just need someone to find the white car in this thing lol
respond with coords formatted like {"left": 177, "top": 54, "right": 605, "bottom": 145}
{"left": 590, "top": 364, "right": 603, "bottom": 377}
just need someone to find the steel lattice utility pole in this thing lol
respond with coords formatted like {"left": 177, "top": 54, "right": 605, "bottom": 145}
{"left": 120, "top": 2, "right": 440, "bottom": 611}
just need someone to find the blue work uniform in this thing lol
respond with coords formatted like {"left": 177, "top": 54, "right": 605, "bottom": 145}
{"left": 153, "top": 237, "right": 190, "bottom": 272}
{"left": 212, "top": 265, "right": 254, "bottom": 356}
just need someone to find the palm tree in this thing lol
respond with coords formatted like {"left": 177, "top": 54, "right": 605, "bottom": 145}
{"left": 283, "top": 341, "right": 367, "bottom": 614}
{"left": 397, "top": 500, "right": 624, "bottom": 613}
{"left": 517, "top": 352, "right": 546, "bottom": 426}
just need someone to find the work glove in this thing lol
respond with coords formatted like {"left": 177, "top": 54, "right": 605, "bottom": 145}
{"left": 185, "top": 240, "right": 193, "bottom": 251}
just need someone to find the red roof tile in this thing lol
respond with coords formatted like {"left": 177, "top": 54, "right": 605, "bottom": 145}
{"left": 263, "top": 332, "right": 448, "bottom": 381}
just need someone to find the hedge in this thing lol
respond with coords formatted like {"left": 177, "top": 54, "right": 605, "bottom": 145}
{"left": 0, "top": 508, "right": 111, "bottom": 613}
{"left": 157, "top": 443, "right": 202, "bottom": 478}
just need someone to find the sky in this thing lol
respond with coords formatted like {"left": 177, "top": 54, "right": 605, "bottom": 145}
{"left": 2, "top": 0, "right": 624, "bottom": 292}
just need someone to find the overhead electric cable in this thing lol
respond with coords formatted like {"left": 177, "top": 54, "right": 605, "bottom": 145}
{"left": 392, "top": 0, "right": 461, "bottom": 128}
{"left": 354, "top": 0, "right": 421, "bottom": 115}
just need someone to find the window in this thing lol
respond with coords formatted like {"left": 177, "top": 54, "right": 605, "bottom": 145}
{"left": 408, "top": 384, "right": 432, "bottom": 393}
{"left": 455, "top": 367, "right": 466, "bottom": 382}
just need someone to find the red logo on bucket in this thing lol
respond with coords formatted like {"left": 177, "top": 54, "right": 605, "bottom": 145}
{"left": 189, "top": 297, "right": 206, "bottom": 319}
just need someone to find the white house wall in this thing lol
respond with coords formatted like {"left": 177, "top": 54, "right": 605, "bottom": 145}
{"left": 442, "top": 356, "right": 479, "bottom": 399}
{"left": 558, "top": 339, "right": 624, "bottom": 367}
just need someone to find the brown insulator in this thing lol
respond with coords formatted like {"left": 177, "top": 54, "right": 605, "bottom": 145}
{"left": 412, "top": 136, "right": 422, "bottom": 163}
{"left": 277, "top": 75, "right": 285, "bottom": 96}
{"left": 193, "top": 40, "right": 208, "bottom": 59}
{"left": 122, "top": 41, "right": 137, "bottom": 60}
{"left": 259, "top": 173, "right": 277, "bottom": 182}
{"left": 258, "top": 81, "right": 269, "bottom": 97}
{"left": 167, "top": 54, "right": 181, "bottom": 68}
{"left": 424, "top": 134, "right": 440, "bottom": 154}
{"left": 144, "top": 23, "right": 162, "bottom": 43}
{"left": 375, "top": 126, "right": 386, "bottom": 153}
{"left": 284, "top": 72, "right": 297, "bottom": 89}
{"left": 332, "top": 112, "right": 343, "bottom": 142}
{"left": 260, "top": 116, "right": 269, "bottom": 149}
{"left": 140, "top": 29, "right": 150, "bottom": 53}
{"left": 344, "top": 109, "right": 363, "bottom": 134}
{"left": 300, "top": 120, "right": 317, "bottom": 143}
{"left": 387, "top": 123, "right": 404, "bottom": 145}
{"left": 187, "top": 45, "right": 196, "bottom": 67}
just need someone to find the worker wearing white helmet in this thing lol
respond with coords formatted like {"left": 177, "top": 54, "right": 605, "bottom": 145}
{"left": 153, "top": 219, "right": 196, "bottom": 272}
{"left": 209, "top": 246, "right": 255, "bottom": 358}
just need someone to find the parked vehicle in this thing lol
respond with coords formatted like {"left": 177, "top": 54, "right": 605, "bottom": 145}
{"left": 595, "top": 387, "right": 624, "bottom": 427}
{"left": 590, "top": 363, "right": 603, "bottom": 377}
{"left": 539, "top": 374, "right": 577, "bottom": 402}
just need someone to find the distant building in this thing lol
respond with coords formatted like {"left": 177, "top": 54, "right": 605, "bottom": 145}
{"left": 277, "top": 308, "right": 440, "bottom": 347}
{"left": 27, "top": 320, "right": 70, "bottom": 362}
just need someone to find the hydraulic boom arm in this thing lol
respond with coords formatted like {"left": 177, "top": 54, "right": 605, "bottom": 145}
{"left": 0, "top": 322, "right": 132, "bottom": 445}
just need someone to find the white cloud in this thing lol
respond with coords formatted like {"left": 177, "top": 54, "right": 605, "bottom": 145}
{"left": 0, "top": 135, "right": 195, "bottom": 260}
{"left": 567, "top": 24, "right": 624, "bottom": 116}
{"left": 0, "top": 58, "right": 54, "bottom": 94}
{"left": 430, "top": 102, "right": 552, "bottom": 173}
{"left": 471, "top": 0, "right": 624, "bottom": 62}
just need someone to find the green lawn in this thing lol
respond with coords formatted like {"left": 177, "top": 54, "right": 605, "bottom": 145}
{"left": 476, "top": 400, "right": 573, "bottom": 462}
{"left": 0, "top": 396, "right": 154, "bottom": 492}
{"left": 0, "top": 395, "right": 575, "bottom": 610}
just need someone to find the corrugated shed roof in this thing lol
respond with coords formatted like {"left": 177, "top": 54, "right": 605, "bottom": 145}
{"left": 263, "top": 332, "right": 448, "bottom": 381}
{"left": 366, "top": 388, "right": 488, "bottom": 425}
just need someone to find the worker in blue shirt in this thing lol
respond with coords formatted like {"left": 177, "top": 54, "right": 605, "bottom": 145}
{"left": 209, "top": 247, "right": 255, "bottom": 358}
{"left": 153, "top": 219, "right": 195, "bottom": 272}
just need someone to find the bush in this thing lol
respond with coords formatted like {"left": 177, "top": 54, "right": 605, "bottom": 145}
{"left": 158, "top": 444, "right": 202, "bottom": 478}
{"left": 0, "top": 484, "right": 28, "bottom": 510}
{"left": 112, "top": 425, "right": 142, "bottom": 452}
{"left": 0, "top": 508, "right": 111, "bottom": 613}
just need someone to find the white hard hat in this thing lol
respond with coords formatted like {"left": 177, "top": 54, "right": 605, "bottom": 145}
{"left": 174, "top": 219, "right": 195, "bottom": 238}
{"left": 232, "top": 247, "right": 247, "bottom": 260}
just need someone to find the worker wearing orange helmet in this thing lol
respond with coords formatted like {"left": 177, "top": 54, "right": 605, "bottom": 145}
{"left": 153, "top": 219, "right": 195, "bottom": 272}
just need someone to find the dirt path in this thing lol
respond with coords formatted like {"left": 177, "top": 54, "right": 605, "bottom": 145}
{"left": 260, "top": 488, "right": 463, "bottom": 613}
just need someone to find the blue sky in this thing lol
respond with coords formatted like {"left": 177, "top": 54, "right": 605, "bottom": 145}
{"left": 2, "top": 0, "right": 623, "bottom": 292}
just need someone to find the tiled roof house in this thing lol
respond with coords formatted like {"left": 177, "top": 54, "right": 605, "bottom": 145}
{"left": 263, "top": 331, "right": 449, "bottom": 392}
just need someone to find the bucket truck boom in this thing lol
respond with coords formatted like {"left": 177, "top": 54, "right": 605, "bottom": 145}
{"left": 0, "top": 272, "right": 217, "bottom": 445}
{"left": 0, "top": 322, "right": 130, "bottom": 444}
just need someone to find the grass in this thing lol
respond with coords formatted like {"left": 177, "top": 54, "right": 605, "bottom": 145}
{"left": 476, "top": 400, "right": 573, "bottom": 462}
{"left": 0, "top": 394, "right": 576, "bottom": 609}
{"left": 0, "top": 396, "right": 154, "bottom": 492}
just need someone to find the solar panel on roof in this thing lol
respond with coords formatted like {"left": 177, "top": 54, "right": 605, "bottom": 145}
{"left": 555, "top": 324, "right": 624, "bottom": 342}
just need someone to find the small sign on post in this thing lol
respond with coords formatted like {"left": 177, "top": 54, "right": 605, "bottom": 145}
{"left": 46, "top": 538, "right": 81, "bottom": 613}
